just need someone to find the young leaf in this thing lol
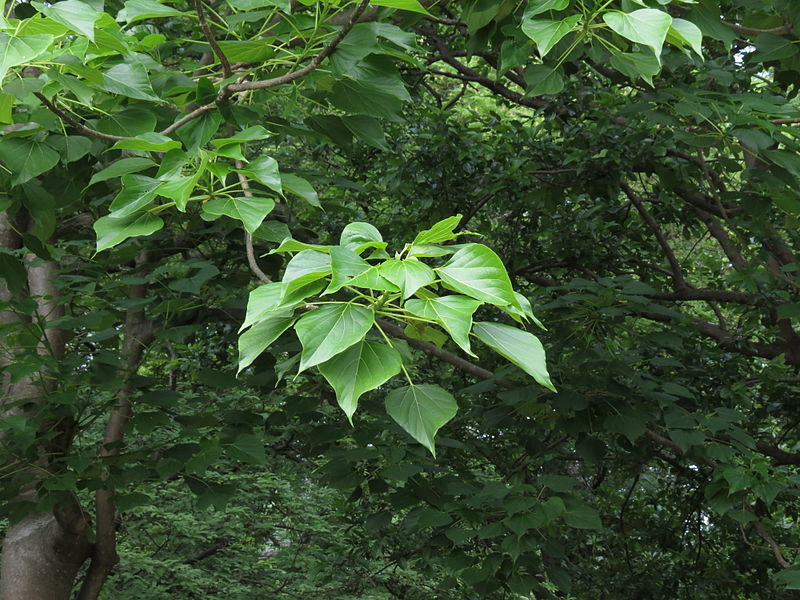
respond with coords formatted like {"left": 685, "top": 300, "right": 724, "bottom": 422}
{"left": 473, "top": 322, "right": 555, "bottom": 391}
{"left": 378, "top": 258, "right": 436, "bottom": 299}
{"left": 237, "top": 309, "right": 295, "bottom": 373}
{"left": 411, "top": 214, "right": 462, "bottom": 246}
{"left": 405, "top": 295, "right": 481, "bottom": 356}
{"left": 667, "top": 18, "right": 703, "bottom": 57}
{"left": 117, "top": 0, "right": 186, "bottom": 23}
{"left": 318, "top": 340, "right": 402, "bottom": 422}
{"left": 385, "top": 384, "right": 458, "bottom": 456}
{"left": 295, "top": 303, "right": 375, "bottom": 371}
{"left": 436, "top": 244, "right": 517, "bottom": 307}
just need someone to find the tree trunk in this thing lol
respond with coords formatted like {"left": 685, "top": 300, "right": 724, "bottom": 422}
{"left": 0, "top": 214, "right": 89, "bottom": 600}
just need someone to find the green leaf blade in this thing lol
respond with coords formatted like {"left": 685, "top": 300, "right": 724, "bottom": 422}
{"left": 318, "top": 340, "right": 402, "bottom": 422}
{"left": 295, "top": 303, "right": 375, "bottom": 372}
{"left": 473, "top": 321, "right": 555, "bottom": 391}
{"left": 385, "top": 384, "right": 458, "bottom": 456}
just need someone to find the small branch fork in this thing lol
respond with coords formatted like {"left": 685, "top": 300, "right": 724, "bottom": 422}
{"left": 36, "top": 0, "right": 370, "bottom": 142}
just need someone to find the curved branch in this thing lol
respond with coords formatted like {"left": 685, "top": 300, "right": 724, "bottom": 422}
{"left": 34, "top": 93, "right": 129, "bottom": 142}
{"left": 234, "top": 161, "right": 272, "bottom": 284}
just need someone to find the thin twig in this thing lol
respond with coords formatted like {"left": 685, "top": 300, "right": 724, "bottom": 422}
{"left": 621, "top": 181, "right": 687, "bottom": 290}
{"left": 235, "top": 160, "right": 272, "bottom": 284}
{"left": 194, "top": 0, "right": 232, "bottom": 78}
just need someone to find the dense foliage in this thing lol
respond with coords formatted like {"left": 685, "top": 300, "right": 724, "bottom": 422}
{"left": 1, "top": 0, "right": 800, "bottom": 598}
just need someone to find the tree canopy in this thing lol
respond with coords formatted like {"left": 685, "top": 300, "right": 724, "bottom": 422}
{"left": 1, "top": 0, "right": 800, "bottom": 598}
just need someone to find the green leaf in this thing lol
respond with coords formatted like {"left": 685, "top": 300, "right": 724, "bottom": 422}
{"left": 35, "top": 0, "right": 100, "bottom": 41}
{"left": 603, "top": 9, "right": 673, "bottom": 59}
{"left": 326, "top": 246, "right": 397, "bottom": 294}
{"left": 436, "top": 244, "right": 517, "bottom": 306}
{"left": 667, "top": 18, "right": 703, "bottom": 57}
{"left": 108, "top": 174, "right": 160, "bottom": 218}
{"left": 318, "top": 340, "right": 402, "bottom": 422}
{"left": 0, "top": 137, "right": 60, "bottom": 186}
{"left": 210, "top": 125, "right": 272, "bottom": 146}
{"left": 0, "top": 33, "right": 53, "bottom": 85}
{"left": 225, "top": 433, "right": 266, "bottom": 465}
{"left": 295, "top": 303, "right": 375, "bottom": 372}
{"left": 94, "top": 212, "right": 164, "bottom": 252}
{"left": 342, "top": 115, "right": 389, "bottom": 150}
{"left": 99, "top": 62, "right": 160, "bottom": 101}
{"left": 773, "top": 568, "right": 800, "bottom": 590}
{"left": 117, "top": 0, "right": 186, "bottom": 24}
{"left": 237, "top": 156, "right": 281, "bottom": 193}
{"left": 237, "top": 309, "right": 295, "bottom": 372}
{"left": 385, "top": 384, "right": 458, "bottom": 456}
{"left": 281, "top": 173, "right": 319, "bottom": 207}
{"left": 215, "top": 40, "right": 274, "bottom": 62}
{"left": 0, "top": 253, "right": 28, "bottom": 296}
{"left": 411, "top": 214, "right": 463, "bottom": 246}
{"left": 281, "top": 250, "right": 331, "bottom": 298}
{"left": 524, "top": 0, "right": 568, "bottom": 19}
{"left": 47, "top": 135, "right": 92, "bottom": 163}
{"left": 341, "top": 222, "right": 385, "bottom": 253}
{"left": 378, "top": 258, "right": 436, "bottom": 299}
{"left": 202, "top": 196, "right": 275, "bottom": 233}
{"left": 523, "top": 64, "right": 564, "bottom": 95}
{"left": 522, "top": 15, "right": 580, "bottom": 57}
{"left": 609, "top": 51, "right": 660, "bottom": 85}
{"left": 405, "top": 295, "right": 481, "bottom": 356}
{"left": 96, "top": 107, "right": 158, "bottom": 137}
{"left": 241, "top": 280, "right": 325, "bottom": 331}
{"left": 370, "top": 0, "right": 430, "bottom": 15}
{"left": 331, "top": 61, "right": 410, "bottom": 122}
{"left": 404, "top": 322, "right": 448, "bottom": 347}
{"left": 111, "top": 132, "right": 182, "bottom": 152}
{"left": 473, "top": 321, "right": 555, "bottom": 391}
{"left": 563, "top": 501, "right": 602, "bottom": 530}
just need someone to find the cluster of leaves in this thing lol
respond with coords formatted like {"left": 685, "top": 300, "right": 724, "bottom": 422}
{"left": 238, "top": 214, "right": 554, "bottom": 454}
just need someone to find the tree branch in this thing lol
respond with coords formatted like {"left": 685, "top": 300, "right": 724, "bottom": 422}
{"left": 620, "top": 181, "right": 687, "bottom": 290}
{"left": 721, "top": 20, "right": 794, "bottom": 37}
{"left": 194, "top": 0, "right": 232, "bottom": 79}
{"left": 234, "top": 161, "right": 272, "bottom": 284}
{"left": 225, "top": 0, "right": 369, "bottom": 93}
{"left": 76, "top": 251, "right": 154, "bottom": 600}
{"left": 34, "top": 93, "right": 129, "bottom": 142}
